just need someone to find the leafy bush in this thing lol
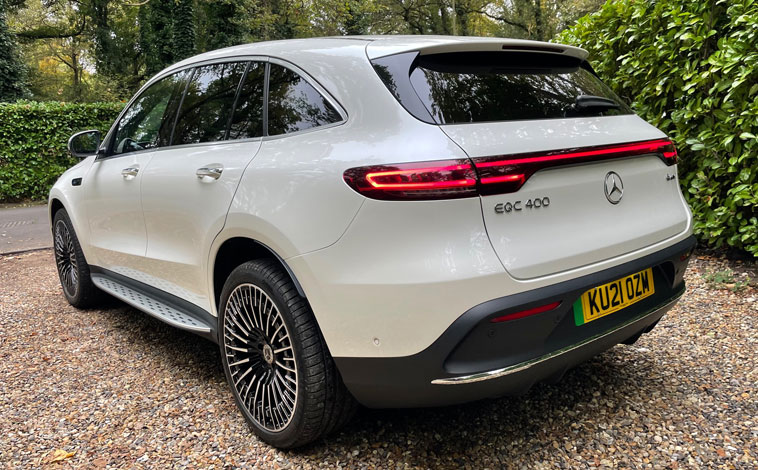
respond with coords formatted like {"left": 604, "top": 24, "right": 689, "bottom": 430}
{"left": 558, "top": 0, "right": 758, "bottom": 256}
{"left": 0, "top": 101, "right": 122, "bottom": 201}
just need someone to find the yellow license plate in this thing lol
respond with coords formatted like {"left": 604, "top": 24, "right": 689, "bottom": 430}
{"left": 573, "top": 268, "right": 655, "bottom": 326}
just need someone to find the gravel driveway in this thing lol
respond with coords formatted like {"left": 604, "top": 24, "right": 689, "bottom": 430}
{"left": 1, "top": 250, "right": 755, "bottom": 469}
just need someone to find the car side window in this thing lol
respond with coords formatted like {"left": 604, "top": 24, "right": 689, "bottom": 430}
{"left": 228, "top": 61, "right": 265, "bottom": 139}
{"left": 267, "top": 63, "right": 341, "bottom": 136}
{"left": 172, "top": 62, "right": 248, "bottom": 145}
{"left": 112, "top": 70, "right": 189, "bottom": 155}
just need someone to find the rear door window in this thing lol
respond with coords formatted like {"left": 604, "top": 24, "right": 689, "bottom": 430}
{"left": 267, "top": 63, "right": 341, "bottom": 136}
{"left": 375, "top": 51, "right": 632, "bottom": 124}
{"left": 172, "top": 62, "right": 247, "bottom": 145}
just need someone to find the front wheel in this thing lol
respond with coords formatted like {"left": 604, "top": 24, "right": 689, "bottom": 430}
{"left": 219, "top": 260, "right": 356, "bottom": 448}
{"left": 52, "top": 209, "right": 101, "bottom": 308}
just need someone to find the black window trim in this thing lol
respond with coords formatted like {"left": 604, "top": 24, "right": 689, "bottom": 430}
{"left": 262, "top": 62, "right": 270, "bottom": 137}
{"left": 167, "top": 67, "right": 195, "bottom": 147}
{"left": 224, "top": 61, "right": 253, "bottom": 140}
{"left": 98, "top": 55, "right": 347, "bottom": 160}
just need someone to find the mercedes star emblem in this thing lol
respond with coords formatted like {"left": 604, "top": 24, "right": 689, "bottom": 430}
{"left": 604, "top": 171, "right": 624, "bottom": 204}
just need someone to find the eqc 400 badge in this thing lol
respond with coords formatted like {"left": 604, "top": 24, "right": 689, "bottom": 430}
{"left": 494, "top": 197, "right": 550, "bottom": 214}
{"left": 573, "top": 268, "right": 655, "bottom": 326}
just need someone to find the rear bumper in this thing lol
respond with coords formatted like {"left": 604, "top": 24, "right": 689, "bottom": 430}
{"left": 334, "top": 235, "right": 695, "bottom": 408}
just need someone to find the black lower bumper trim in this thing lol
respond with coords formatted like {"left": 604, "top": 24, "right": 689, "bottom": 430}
{"left": 334, "top": 236, "right": 695, "bottom": 408}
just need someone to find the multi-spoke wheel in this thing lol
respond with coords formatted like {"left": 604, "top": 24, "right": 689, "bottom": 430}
{"left": 224, "top": 283, "right": 298, "bottom": 432}
{"left": 52, "top": 209, "right": 101, "bottom": 308}
{"left": 219, "top": 259, "right": 357, "bottom": 448}
{"left": 54, "top": 217, "right": 78, "bottom": 297}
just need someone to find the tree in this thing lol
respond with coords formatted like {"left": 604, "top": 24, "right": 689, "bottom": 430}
{"left": 0, "top": 0, "right": 27, "bottom": 100}
{"left": 196, "top": 0, "right": 246, "bottom": 52}
{"left": 173, "top": 0, "right": 195, "bottom": 60}
{"left": 140, "top": 0, "right": 174, "bottom": 75}
{"left": 559, "top": 0, "right": 758, "bottom": 255}
{"left": 483, "top": 0, "right": 604, "bottom": 41}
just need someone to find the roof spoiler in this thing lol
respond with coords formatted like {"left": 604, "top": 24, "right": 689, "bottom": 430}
{"left": 366, "top": 37, "right": 588, "bottom": 61}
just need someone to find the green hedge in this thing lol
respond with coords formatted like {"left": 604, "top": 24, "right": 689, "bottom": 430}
{"left": 0, "top": 101, "right": 123, "bottom": 201}
{"left": 558, "top": 0, "right": 758, "bottom": 256}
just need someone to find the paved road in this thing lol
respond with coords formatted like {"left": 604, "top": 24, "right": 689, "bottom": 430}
{"left": 0, "top": 204, "right": 51, "bottom": 254}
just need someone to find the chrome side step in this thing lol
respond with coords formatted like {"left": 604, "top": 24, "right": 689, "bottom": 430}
{"left": 92, "top": 274, "right": 212, "bottom": 334}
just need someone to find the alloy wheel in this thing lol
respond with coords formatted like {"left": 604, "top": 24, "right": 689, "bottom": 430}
{"left": 54, "top": 219, "right": 79, "bottom": 297}
{"left": 223, "top": 283, "right": 298, "bottom": 432}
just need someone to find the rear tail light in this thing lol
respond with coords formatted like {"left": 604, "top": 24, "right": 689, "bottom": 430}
{"left": 474, "top": 138, "right": 678, "bottom": 195}
{"left": 342, "top": 159, "right": 478, "bottom": 201}
{"left": 344, "top": 139, "right": 677, "bottom": 200}
{"left": 490, "top": 301, "right": 561, "bottom": 323}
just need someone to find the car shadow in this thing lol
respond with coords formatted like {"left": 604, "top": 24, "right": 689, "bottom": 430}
{"left": 98, "top": 297, "right": 671, "bottom": 466}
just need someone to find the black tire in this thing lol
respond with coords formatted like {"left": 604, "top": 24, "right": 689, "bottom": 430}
{"left": 52, "top": 209, "right": 102, "bottom": 308}
{"left": 218, "top": 259, "right": 357, "bottom": 448}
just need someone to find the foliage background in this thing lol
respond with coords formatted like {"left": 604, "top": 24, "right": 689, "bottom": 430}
{"left": 558, "top": 0, "right": 757, "bottom": 255}
{"left": 0, "top": 0, "right": 755, "bottom": 256}
{"left": 0, "top": 101, "right": 121, "bottom": 200}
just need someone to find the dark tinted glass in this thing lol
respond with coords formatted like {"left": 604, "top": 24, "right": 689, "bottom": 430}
{"left": 228, "top": 62, "right": 265, "bottom": 139}
{"left": 405, "top": 52, "right": 632, "bottom": 124}
{"left": 172, "top": 62, "right": 247, "bottom": 145}
{"left": 113, "top": 70, "right": 188, "bottom": 155}
{"left": 267, "top": 64, "right": 341, "bottom": 136}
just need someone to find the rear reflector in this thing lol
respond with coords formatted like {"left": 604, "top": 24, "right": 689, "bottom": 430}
{"left": 343, "top": 139, "right": 677, "bottom": 200}
{"left": 490, "top": 301, "right": 561, "bottom": 323}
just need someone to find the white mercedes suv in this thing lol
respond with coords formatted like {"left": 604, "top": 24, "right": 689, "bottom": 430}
{"left": 50, "top": 36, "right": 695, "bottom": 448}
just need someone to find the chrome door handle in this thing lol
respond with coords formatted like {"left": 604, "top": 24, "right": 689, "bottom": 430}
{"left": 196, "top": 165, "right": 223, "bottom": 180}
{"left": 121, "top": 167, "right": 139, "bottom": 178}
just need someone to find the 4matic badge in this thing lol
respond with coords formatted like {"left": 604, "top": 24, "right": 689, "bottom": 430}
{"left": 494, "top": 197, "right": 550, "bottom": 214}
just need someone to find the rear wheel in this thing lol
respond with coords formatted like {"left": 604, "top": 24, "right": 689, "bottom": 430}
{"left": 219, "top": 259, "right": 356, "bottom": 448}
{"left": 52, "top": 209, "right": 101, "bottom": 308}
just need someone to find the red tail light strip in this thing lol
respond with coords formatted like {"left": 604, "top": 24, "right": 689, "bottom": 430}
{"left": 474, "top": 138, "right": 677, "bottom": 195}
{"left": 364, "top": 162, "right": 477, "bottom": 190}
{"left": 490, "top": 301, "right": 562, "bottom": 323}
{"left": 343, "top": 159, "right": 478, "bottom": 201}
{"left": 343, "top": 139, "right": 677, "bottom": 200}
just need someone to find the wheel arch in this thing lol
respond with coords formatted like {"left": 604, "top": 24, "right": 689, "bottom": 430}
{"left": 49, "top": 198, "right": 65, "bottom": 221}
{"left": 211, "top": 236, "right": 306, "bottom": 315}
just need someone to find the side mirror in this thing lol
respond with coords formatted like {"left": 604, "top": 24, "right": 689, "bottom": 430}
{"left": 67, "top": 130, "right": 101, "bottom": 158}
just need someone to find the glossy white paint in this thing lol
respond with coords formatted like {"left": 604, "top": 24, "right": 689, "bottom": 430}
{"left": 441, "top": 115, "right": 690, "bottom": 279}
{"left": 49, "top": 36, "right": 694, "bottom": 362}
{"left": 84, "top": 152, "right": 154, "bottom": 270}
{"left": 287, "top": 197, "right": 508, "bottom": 358}
{"left": 288, "top": 188, "right": 692, "bottom": 358}
{"left": 481, "top": 156, "right": 690, "bottom": 279}
{"left": 48, "top": 156, "right": 97, "bottom": 262}
{"left": 139, "top": 139, "right": 263, "bottom": 311}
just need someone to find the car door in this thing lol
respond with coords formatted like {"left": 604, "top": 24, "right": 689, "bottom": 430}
{"left": 139, "top": 60, "right": 266, "bottom": 311}
{"left": 85, "top": 70, "right": 189, "bottom": 273}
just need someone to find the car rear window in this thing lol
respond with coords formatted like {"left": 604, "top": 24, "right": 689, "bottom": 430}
{"left": 373, "top": 51, "right": 632, "bottom": 124}
{"left": 267, "top": 63, "right": 342, "bottom": 136}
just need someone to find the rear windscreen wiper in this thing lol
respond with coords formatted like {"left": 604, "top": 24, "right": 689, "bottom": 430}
{"left": 574, "top": 95, "right": 620, "bottom": 110}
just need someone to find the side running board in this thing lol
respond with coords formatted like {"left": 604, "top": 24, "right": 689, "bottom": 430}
{"left": 91, "top": 271, "right": 216, "bottom": 342}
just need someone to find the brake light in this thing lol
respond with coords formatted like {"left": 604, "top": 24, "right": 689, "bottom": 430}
{"left": 343, "top": 139, "right": 677, "bottom": 200}
{"left": 343, "top": 159, "right": 478, "bottom": 200}
{"left": 490, "top": 301, "right": 561, "bottom": 323}
{"left": 474, "top": 138, "right": 678, "bottom": 195}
